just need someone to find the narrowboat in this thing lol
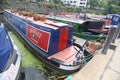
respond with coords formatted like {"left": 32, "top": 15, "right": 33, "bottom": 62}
{"left": 0, "top": 24, "right": 21, "bottom": 80}
{"left": 4, "top": 10, "right": 86, "bottom": 74}
{"left": 47, "top": 15, "right": 110, "bottom": 40}
{"left": 110, "top": 14, "right": 120, "bottom": 25}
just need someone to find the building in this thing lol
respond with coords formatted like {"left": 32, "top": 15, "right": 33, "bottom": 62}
{"left": 62, "top": 0, "right": 87, "bottom": 7}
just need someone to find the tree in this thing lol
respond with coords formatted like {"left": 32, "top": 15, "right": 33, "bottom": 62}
{"left": 88, "top": 0, "right": 100, "bottom": 9}
{"left": 46, "top": 1, "right": 55, "bottom": 8}
{"left": 107, "top": 0, "right": 118, "bottom": 5}
{"left": 105, "top": 0, "right": 120, "bottom": 14}
{"left": 65, "top": 5, "right": 76, "bottom": 13}
{"left": 38, "top": 2, "right": 42, "bottom": 7}
{"left": 75, "top": 7, "right": 82, "bottom": 13}
{"left": 50, "top": 0, "right": 62, "bottom": 4}
{"left": 4, "top": 0, "right": 9, "bottom": 4}
{"left": 106, "top": 4, "right": 120, "bottom": 14}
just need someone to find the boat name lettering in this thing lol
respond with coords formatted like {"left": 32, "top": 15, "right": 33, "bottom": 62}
{"left": 30, "top": 28, "right": 42, "bottom": 38}
{"left": 6, "top": 64, "right": 17, "bottom": 80}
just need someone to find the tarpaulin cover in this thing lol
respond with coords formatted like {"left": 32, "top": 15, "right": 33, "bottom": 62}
{"left": 0, "top": 27, "right": 13, "bottom": 72}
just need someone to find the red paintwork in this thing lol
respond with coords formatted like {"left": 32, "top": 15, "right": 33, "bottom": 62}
{"left": 48, "top": 46, "right": 77, "bottom": 63}
{"left": 27, "top": 25, "right": 50, "bottom": 52}
{"left": 58, "top": 28, "right": 69, "bottom": 51}
{"left": 105, "top": 20, "right": 111, "bottom": 26}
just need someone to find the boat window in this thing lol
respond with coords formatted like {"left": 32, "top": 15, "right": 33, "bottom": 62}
{"left": 107, "top": 15, "right": 112, "bottom": 19}
{"left": 74, "top": 1, "right": 76, "bottom": 3}
{"left": 113, "top": 16, "right": 119, "bottom": 22}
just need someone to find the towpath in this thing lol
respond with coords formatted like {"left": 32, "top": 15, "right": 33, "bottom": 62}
{"left": 72, "top": 36, "right": 120, "bottom": 80}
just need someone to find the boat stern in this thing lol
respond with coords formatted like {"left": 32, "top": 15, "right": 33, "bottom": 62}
{"left": 48, "top": 46, "right": 84, "bottom": 71}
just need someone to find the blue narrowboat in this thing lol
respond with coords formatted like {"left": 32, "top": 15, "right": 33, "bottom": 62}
{"left": 4, "top": 10, "right": 85, "bottom": 74}
{"left": 110, "top": 14, "right": 120, "bottom": 25}
{"left": 0, "top": 24, "right": 21, "bottom": 80}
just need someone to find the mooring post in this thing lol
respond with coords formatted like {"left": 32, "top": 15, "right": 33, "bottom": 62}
{"left": 112, "top": 24, "right": 120, "bottom": 43}
{"left": 101, "top": 26, "right": 117, "bottom": 54}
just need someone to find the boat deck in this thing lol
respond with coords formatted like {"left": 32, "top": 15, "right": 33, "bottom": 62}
{"left": 48, "top": 46, "right": 77, "bottom": 63}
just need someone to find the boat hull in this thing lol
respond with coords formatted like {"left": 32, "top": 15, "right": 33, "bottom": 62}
{"left": 73, "top": 32, "right": 106, "bottom": 40}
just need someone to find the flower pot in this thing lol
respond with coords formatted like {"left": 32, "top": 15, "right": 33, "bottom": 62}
{"left": 40, "top": 16, "right": 46, "bottom": 21}
{"left": 33, "top": 15, "right": 41, "bottom": 21}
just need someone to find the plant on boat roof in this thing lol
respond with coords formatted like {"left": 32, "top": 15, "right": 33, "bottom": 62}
{"left": 33, "top": 14, "right": 41, "bottom": 21}
{"left": 40, "top": 15, "right": 46, "bottom": 21}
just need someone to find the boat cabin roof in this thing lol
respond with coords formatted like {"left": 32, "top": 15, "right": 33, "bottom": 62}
{"left": 6, "top": 10, "right": 69, "bottom": 30}
{"left": 47, "top": 15, "right": 85, "bottom": 24}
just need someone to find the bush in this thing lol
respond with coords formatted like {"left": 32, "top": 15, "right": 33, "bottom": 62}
{"left": 38, "top": 2, "right": 42, "bottom": 7}
{"left": 4, "top": 0, "right": 9, "bottom": 4}
{"left": 46, "top": 2, "right": 55, "bottom": 8}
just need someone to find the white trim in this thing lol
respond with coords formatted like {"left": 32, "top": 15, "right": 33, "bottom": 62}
{"left": 59, "top": 64, "right": 80, "bottom": 70}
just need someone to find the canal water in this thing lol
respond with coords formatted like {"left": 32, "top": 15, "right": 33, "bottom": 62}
{"left": 9, "top": 31, "right": 64, "bottom": 80}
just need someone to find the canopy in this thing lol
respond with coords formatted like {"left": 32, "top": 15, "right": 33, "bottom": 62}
{"left": 0, "top": 27, "right": 13, "bottom": 72}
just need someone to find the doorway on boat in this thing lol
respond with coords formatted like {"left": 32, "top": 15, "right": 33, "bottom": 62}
{"left": 58, "top": 28, "right": 69, "bottom": 51}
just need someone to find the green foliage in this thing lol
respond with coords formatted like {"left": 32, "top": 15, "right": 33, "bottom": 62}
{"left": 22, "top": 0, "right": 29, "bottom": 4}
{"left": 49, "top": 0, "right": 62, "bottom": 4}
{"left": 46, "top": 0, "right": 77, "bottom": 13}
{"left": 38, "top": 2, "right": 42, "bottom": 7}
{"left": 87, "top": 0, "right": 120, "bottom": 15}
{"left": 104, "top": 0, "right": 120, "bottom": 14}
{"left": 4, "top": 0, "right": 9, "bottom": 4}
{"left": 75, "top": 7, "right": 82, "bottom": 13}
{"left": 107, "top": 0, "right": 118, "bottom": 5}
{"left": 106, "top": 4, "right": 120, "bottom": 14}
{"left": 3, "top": 0, "right": 10, "bottom": 9}
{"left": 17, "top": 7, "right": 26, "bottom": 11}
{"left": 4, "top": 5, "right": 11, "bottom": 9}
{"left": 66, "top": 5, "right": 76, "bottom": 13}
{"left": 46, "top": 2, "right": 55, "bottom": 8}
{"left": 88, "top": 0, "right": 100, "bottom": 9}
